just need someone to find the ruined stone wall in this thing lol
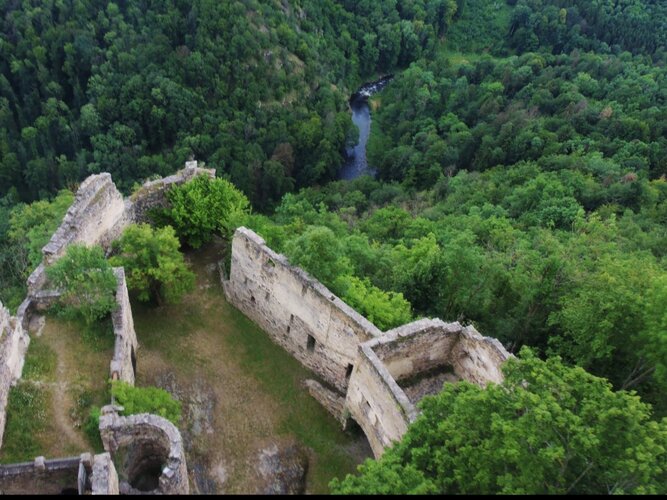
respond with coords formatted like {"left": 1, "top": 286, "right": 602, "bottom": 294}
{"left": 91, "top": 452, "right": 120, "bottom": 495}
{"left": 345, "top": 342, "right": 417, "bottom": 458}
{"left": 373, "top": 319, "right": 463, "bottom": 382}
{"left": 127, "top": 160, "right": 215, "bottom": 224}
{"left": 27, "top": 162, "right": 215, "bottom": 296}
{"left": 223, "top": 227, "right": 382, "bottom": 393}
{"left": 99, "top": 406, "right": 188, "bottom": 495}
{"left": 110, "top": 268, "right": 138, "bottom": 386}
{"left": 450, "top": 325, "right": 509, "bottom": 386}
{"left": 0, "top": 456, "right": 81, "bottom": 495}
{"left": 345, "top": 319, "right": 511, "bottom": 458}
{"left": 0, "top": 302, "right": 30, "bottom": 449}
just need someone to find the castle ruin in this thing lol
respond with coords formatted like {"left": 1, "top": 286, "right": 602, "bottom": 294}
{"left": 0, "top": 161, "right": 511, "bottom": 493}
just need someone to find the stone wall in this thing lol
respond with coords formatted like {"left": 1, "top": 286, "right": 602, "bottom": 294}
{"left": 99, "top": 406, "right": 188, "bottom": 495}
{"left": 345, "top": 319, "right": 511, "bottom": 457}
{"left": 110, "top": 268, "right": 138, "bottom": 385}
{"left": 0, "top": 302, "right": 30, "bottom": 449}
{"left": 27, "top": 161, "right": 215, "bottom": 296}
{"left": 0, "top": 455, "right": 83, "bottom": 495}
{"left": 344, "top": 342, "right": 416, "bottom": 457}
{"left": 91, "top": 452, "right": 120, "bottom": 495}
{"left": 127, "top": 160, "right": 215, "bottom": 224}
{"left": 223, "top": 227, "right": 382, "bottom": 393}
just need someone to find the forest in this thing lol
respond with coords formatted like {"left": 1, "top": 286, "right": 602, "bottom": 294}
{"left": 1, "top": 0, "right": 666, "bottom": 494}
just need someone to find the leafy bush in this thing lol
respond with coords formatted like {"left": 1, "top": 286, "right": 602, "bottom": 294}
{"left": 111, "top": 381, "right": 182, "bottom": 425}
{"left": 110, "top": 224, "right": 195, "bottom": 305}
{"left": 46, "top": 244, "right": 118, "bottom": 326}
{"left": 162, "top": 175, "right": 250, "bottom": 248}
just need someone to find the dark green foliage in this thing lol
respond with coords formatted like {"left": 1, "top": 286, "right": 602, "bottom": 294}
{"left": 162, "top": 175, "right": 250, "bottom": 248}
{"left": 46, "top": 244, "right": 118, "bottom": 326}
{"left": 331, "top": 348, "right": 667, "bottom": 494}
{"left": 111, "top": 381, "right": 182, "bottom": 426}
{"left": 110, "top": 223, "right": 195, "bottom": 304}
{"left": 0, "top": 0, "right": 457, "bottom": 211}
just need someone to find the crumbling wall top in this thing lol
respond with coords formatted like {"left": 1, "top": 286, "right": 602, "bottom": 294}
{"left": 234, "top": 227, "right": 383, "bottom": 338}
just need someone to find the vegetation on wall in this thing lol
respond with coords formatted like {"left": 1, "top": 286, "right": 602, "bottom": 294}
{"left": 110, "top": 381, "right": 182, "bottom": 426}
{"left": 46, "top": 244, "right": 118, "bottom": 326}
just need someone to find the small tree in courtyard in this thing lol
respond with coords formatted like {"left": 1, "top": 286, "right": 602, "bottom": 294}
{"left": 162, "top": 174, "right": 250, "bottom": 248}
{"left": 110, "top": 223, "right": 195, "bottom": 305}
{"left": 46, "top": 244, "right": 117, "bottom": 326}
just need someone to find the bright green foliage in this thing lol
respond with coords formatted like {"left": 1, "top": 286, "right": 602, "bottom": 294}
{"left": 110, "top": 224, "right": 195, "bottom": 305}
{"left": 7, "top": 190, "right": 75, "bottom": 269}
{"left": 163, "top": 175, "right": 250, "bottom": 248}
{"left": 0, "top": 190, "right": 74, "bottom": 309}
{"left": 283, "top": 226, "right": 353, "bottom": 292}
{"left": 111, "top": 381, "right": 182, "bottom": 426}
{"left": 331, "top": 348, "right": 667, "bottom": 495}
{"left": 46, "top": 244, "right": 117, "bottom": 326}
{"left": 341, "top": 275, "right": 412, "bottom": 331}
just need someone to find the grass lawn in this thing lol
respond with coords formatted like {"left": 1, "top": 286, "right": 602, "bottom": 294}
{"left": 0, "top": 316, "right": 112, "bottom": 463}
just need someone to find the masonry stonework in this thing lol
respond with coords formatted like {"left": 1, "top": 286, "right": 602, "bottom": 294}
{"left": 224, "top": 228, "right": 512, "bottom": 458}
{"left": 99, "top": 406, "right": 189, "bottom": 495}
{"left": 0, "top": 163, "right": 213, "bottom": 494}
{"left": 110, "top": 268, "right": 138, "bottom": 385}
{"left": 346, "top": 319, "right": 511, "bottom": 457}
{"left": 0, "top": 302, "right": 30, "bottom": 450}
{"left": 1, "top": 163, "right": 513, "bottom": 491}
{"left": 223, "top": 227, "right": 382, "bottom": 393}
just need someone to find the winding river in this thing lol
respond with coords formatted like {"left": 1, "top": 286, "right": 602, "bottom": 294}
{"left": 339, "top": 76, "right": 393, "bottom": 180}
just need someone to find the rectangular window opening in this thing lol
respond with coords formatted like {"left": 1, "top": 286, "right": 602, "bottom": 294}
{"left": 345, "top": 364, "right": 354, "bottom": 380}
{"left": 307, "top": 334, "right": 316, "bottom": 353}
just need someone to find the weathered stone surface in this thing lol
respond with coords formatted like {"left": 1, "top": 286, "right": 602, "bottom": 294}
{"left": 0, "top": 456, "right": 81, "bottom": 494}
{"left": 99, "top": 407, "right": 189, "bottom": 495}
{"left": 303, "top": 379, "right": 346, "bottom": 424}
{"left": 254, "top": 440, "right": 308, "bottom": 495}
{"left": 346, "top": 319, "right": 511, "bottom": 458}
{"left": 223, "top": 227, "right": 382, "bottom": 393}
{"left": 91, "top": 452, "right": 119, "bottom": 495}
{"left": 0, "top": 302, "right": 30, "bottom": 449}
{"left": 110, "top": 268, "right": 138, "bottom": 385}
{"left": 42, "top": 173, "right": 127, "bottom": 266}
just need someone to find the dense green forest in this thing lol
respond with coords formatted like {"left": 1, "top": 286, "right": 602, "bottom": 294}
{"left": 2, "top": 0, "right": 667, "bottom": 493}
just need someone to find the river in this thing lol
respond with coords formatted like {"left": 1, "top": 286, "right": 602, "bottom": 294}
{"left": 339, "top": 75, "right": 393, "bottom": 180}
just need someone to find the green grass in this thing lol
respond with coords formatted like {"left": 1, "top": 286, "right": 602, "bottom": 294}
{"left": 0, "top": 383, "right": 50, "bottom": 464}
{"left": 220, "top": 299, "right": 364, "bottom": 492}
{"left": 22, "top": 335, "right": 57, "bottom": 382}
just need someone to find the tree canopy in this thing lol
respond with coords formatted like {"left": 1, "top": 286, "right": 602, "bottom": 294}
{"left": 331, "top": 348, "right": 667, "bottom": 495}
{"left": 109, "top": 223, "right": 195, "bottom": 305}
{"left": 45, "top": 244, "right": 117, "bottom": 326}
